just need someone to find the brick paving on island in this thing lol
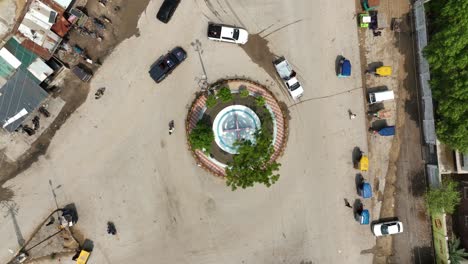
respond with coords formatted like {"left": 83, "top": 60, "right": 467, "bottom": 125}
{"left": 185, "top": 79, "right": 288, "bottom": 177}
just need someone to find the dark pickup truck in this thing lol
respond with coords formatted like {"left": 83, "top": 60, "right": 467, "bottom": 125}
{"left": 149, "top": 47, "right": 187, "bottom": 83}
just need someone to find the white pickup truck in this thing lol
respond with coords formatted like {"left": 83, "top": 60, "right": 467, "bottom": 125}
{"left": 273, "top": 57, "right": 304, "bottom": 100}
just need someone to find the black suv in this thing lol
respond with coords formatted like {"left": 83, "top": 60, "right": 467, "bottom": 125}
{"left": 156, "top": 0, "right": 180, "bottom": 23}
{"left": 149, "top": 47, "right": 187, "bottom": 83}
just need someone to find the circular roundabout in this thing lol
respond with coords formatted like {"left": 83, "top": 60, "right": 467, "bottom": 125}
{"left": 186, "top": 79, "right": 288, "bottom": 179}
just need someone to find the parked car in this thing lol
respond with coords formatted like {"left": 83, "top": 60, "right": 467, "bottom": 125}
{"left": 207, "top": 23, "right": 249, "bottom": 44}
{"left": 157, "top": 0, "right": 180, "bottom": 23}
{"left": 372, "top": 220, "right": 403, "bottom": 236}
{"left": 273, "top": 57, "right": 304, "bottom": 100}
{"left": 149, "top": 47, "right": 187, "bottom": 83}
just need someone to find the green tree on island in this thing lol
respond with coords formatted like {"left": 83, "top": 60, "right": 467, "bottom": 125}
{"left": 424, "top": 0, "right": 468, "bottom": 152}
{"left": 225, "top": 130, "right": 280, "bottom": 190}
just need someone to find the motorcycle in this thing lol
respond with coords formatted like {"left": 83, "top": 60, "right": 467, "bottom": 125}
{"left": 95, "top": 87, "right": 106, "bottom": 99}
{"left": 169, "top": 120, "right": 175, "bottom": 135}
{"left": 39, "top": 106, "right": 50, "bottom": 118}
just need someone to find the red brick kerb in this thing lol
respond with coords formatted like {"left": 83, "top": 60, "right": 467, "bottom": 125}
{"left": 185, "top": 79, "right": 289, "bottom": 177}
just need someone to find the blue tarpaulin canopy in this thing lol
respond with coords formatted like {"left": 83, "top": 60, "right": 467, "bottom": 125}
{"left": 360, "top": 210, "right": 370, "bottom": 225}
{"left": 378, "top": 126, "right": 395, "bottom": 136}
{"left": 361, "top": 182, "right": 372, "bottom": 198}
{"left": 338, "top": 59, "right": 351, "bottom": 77}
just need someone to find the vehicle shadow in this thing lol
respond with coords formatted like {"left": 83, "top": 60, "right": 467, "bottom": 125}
{"left": 370, "top": 119, "right": 388, "bottom": 130}
{"left": 371, "top": 216, "right": 399, "bottom": 226}
{"left": 366, "top": 61, "right": 384, "bottom": 72}
{"left": 352, "top": 146, "right": 363, "bottom": 167}
{"left": 367, "top": 86, "right": 389, "bottom": 93}
{"left": 335, "top": 55, "right": 345, "bottom": 75}
{"left": 353, "top": 199, "right": 363, "bottom": 221}
{"left": 355, "top": 173, "right": 364, "bottom": 195}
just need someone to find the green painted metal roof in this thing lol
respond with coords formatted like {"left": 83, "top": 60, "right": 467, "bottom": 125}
{"left": 0, "top": 56, "right": 16, "bottom": 79}
{"left": 4, "top": 38, "right": 38, "bottom": 68}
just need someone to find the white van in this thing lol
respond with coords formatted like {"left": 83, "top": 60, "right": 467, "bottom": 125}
{"left": 368, "top": 90, "right": 395, "bottom": 104}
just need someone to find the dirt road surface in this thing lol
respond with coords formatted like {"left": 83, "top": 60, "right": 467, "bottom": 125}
{"left": 0, "top": 0, "right": 378, "bottom": 263}
{"left": 359, "top": 0, "right": 435, "bottom": 263}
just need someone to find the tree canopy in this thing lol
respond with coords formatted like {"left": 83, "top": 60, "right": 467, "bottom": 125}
{"left": 448, "top": 236, "right": 468, "bottom": 264}
{"left": 423, "top": 0, "right": 468, "bottom": 151}
{"left": 189, "top": 122, "right": 214, "bottom": 151}
{"left": 425, "top": 179, "right": 461, "bottom": 215}
{"left": 225, "top": 129, "right": 280, "bottom": 190}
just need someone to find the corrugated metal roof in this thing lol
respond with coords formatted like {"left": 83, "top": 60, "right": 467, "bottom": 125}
{"left": 2, "top": 37, "right": 51, "bottom": 83}
{"left": 16, "top": 0, "right": 62, "bottom": 60}
{"left": 15, "top": 26, "right": 61, "bottom": 60}
{"left": 19, "top": 38, "right": 54, "bottom": 60}
{"left": 50, "top": 15, "right": 71, "bottom": 37}
{"left": 69, "top": 8, "right": 88, "bottom": 27}
{"left": 27, "top": 57, "right": 53, "bottom": 82}
{"left": 426, "top": 164, "right": 440, "bottom": 188}
{"left": 27, "top": 0, "right": 57, "bottom": 28}
{"left": 0, "top": 47, "right": 21, "bottom": 79}
{"left": 0, "top": 48, "right": 21, "bottom": 69}
{"left": 18, "top": 18, "right": 61, "bottom": 48}
{"left": 40, "top": 0, "right": 69, "bottom": 14}
{"left": 4, "top": 38, "right": 38, "bottom": 67}
{"left": 52, "top": 0, "right": 72, "bottom": 10}
{"left": 0, "top": 69, "right": 48, "bottom": 132}
{"left": 0, "top": 57, "right": 17, "bottom": 79}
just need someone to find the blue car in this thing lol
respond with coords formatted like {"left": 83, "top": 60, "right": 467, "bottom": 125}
{"left": 338, "top": 57, "right": 351, "bottom": 77}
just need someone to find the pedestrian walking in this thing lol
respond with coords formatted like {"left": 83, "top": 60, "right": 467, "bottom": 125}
{"left": 344, "top": 198, "right": 352, "bottom": 208}
{"left": 348, "top": 109, "right": 356, "bottom": 119}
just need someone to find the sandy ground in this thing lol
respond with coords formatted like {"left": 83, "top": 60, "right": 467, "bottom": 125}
{"left": 0, "top": 0, "right": 378, "bottom": 263}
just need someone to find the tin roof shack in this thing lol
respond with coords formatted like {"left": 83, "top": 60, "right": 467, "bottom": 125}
{"left": 1, "top": 38, "right": 54, "bottom": 84}
{"left": 0, "top": 69, "right": 48, "bottom": 132}
{"left": 16, "top": 0, "right": 63, "bottom": 60}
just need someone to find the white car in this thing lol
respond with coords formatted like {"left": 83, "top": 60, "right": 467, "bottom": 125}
{"left": 372, "top": 221, "right": 403, "bottom": 236}
{"left": 207, "top": 23, "right": 249, "bottom": 44}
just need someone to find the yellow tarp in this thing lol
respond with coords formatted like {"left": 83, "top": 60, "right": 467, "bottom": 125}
{"left": 359, "top": 155, "right": 369, "bottom": 171}
{"left": 376, "top": 66, "right": 392, "bottom": 76}
{"left": 76, "top": 250, "right": 90, "bottom": 264}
